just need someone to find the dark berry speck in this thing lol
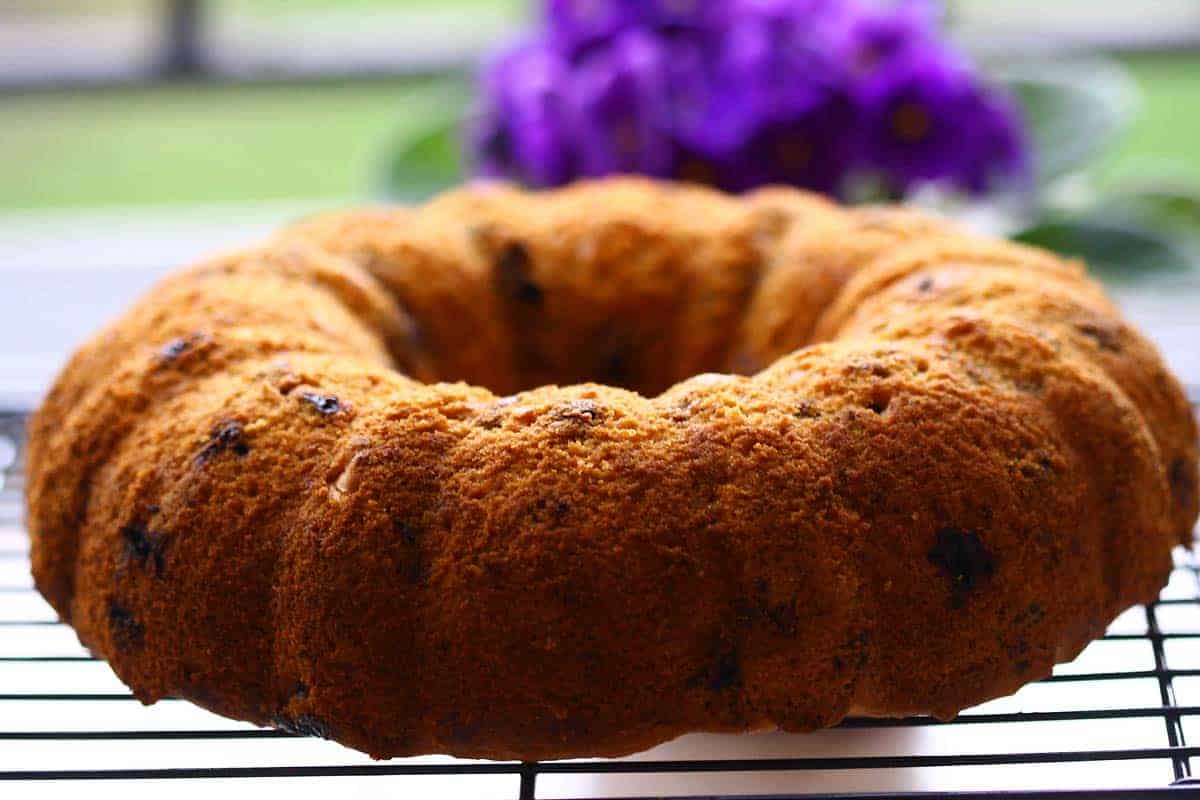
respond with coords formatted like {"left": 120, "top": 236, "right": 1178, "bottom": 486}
{"left": 160, "top": 338, "right": 192, "bottom": 361}
{"left": 195, "top": 420, "right": 249, "bottom": 466}
{"left": 795, "top": 401, "right": 821, "bottom": 419}
{"left": 120, "top": 523, "right": 167, "bottom": 575}
{"left": 928, "top": 527, "right": 996, "bottom": 605}
{"left": 394, "top": 519, "right": 420, "bottom": 546}
{"left": 299, "top": 392, "right": 343, "bottom": 416}
{"left": 157, "top": 332, "right": 209, "bottom": 364}
{"left": 108, "top": 600, "right": 144, "bottom": 650}
{"left": 495, "top": 242, "right": 543, "bottom": 306}
{"left": 709, "top": 646, "right": 741, "bottom": 692}
{"left": 548, "top": 399, "right": 605, "bottom": 441}
{"left": 274, "top": 714, "right": 331, "bottom": 740}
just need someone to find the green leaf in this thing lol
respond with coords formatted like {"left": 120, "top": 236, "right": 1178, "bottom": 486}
{"left": 378, "top": 108, "right": 465, "bottom": 203}
{"left": 1014, "top": 214, "right": 1198, "bottom": 282}
{"left": 999, "top": 59, "right": 1138, "bottom": 186}
{"left": 1095, "top": 187, "right": 1200, "bottom": 241}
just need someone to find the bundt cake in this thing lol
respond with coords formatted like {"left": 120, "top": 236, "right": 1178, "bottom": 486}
{"left": 25, "top": 178, "right": 1198, "bottom": 761}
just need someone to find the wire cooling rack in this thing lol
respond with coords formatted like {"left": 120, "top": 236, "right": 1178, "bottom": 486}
{"left": 2, "top": 403, "right": 1200, "bottom": 800}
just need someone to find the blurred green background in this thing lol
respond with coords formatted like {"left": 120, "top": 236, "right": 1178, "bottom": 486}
{"left": 0, "top": 0, "right": 1197, "bottom": 210}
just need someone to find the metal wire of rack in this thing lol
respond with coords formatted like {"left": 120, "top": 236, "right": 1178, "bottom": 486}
{"left": 2, "top": 403, "right": 1200, "bottom": 799}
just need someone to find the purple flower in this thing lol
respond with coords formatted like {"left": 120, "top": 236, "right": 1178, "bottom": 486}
{"left": 699, "top": 10, "right": 860, "bottom": 192}
{"left": 717, "top": 94, "right": 859, "bottom": 193}
{"left": 471, "top": 40, "right": 577, "bottom": 187}
{"left": 572, "top": 31, "right": 676, "bottom": 177}
{"left": 839, "top": 0, "right": 942, "bottom": 73}
{"left": 471, "top": 0, "right": 1032, "bottom": 199}
{"left": 545, "top": 0, "right": 731, "bottom": 56}
{"left": 662, "top": 35, "right": 725, "bottom": 148}
{"left": 544, "top": 0, "right": 645, "bottom": 54}
{"left": 859, "top": 48, "right": 988, "bottom": 195}
{"left": 958, "top": 88, "right": 1032, "bottom": 194}
{"left": 733, "top": 0, "right": 842, "bottom": 14}
{"left": 641, "top": 0, "right": 737, "bottom": 32}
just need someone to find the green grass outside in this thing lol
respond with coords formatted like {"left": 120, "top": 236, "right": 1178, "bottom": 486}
{"left": 0, "top": 79, "right": 466, "bottom": 209}
{"left": 0, "top": 52, "right": 1195, "bottom": 212}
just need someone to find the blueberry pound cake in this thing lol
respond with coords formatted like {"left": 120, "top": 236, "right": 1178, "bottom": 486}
{"left": 25, "top": 178, "right": 1199, "bottom": 760}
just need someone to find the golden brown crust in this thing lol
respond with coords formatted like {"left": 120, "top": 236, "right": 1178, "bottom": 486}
{"left": 25, "top": 177, "right": 1198, "bottom": 761}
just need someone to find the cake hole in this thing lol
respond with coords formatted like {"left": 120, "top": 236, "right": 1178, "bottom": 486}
{"left": 866, "top": 393, "right": 891, "bottom": 415}
{"left": 378, "top": 237, "right": 839, "bottom": 397}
